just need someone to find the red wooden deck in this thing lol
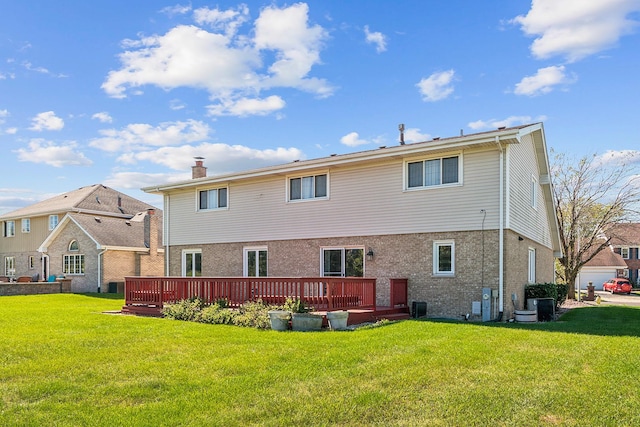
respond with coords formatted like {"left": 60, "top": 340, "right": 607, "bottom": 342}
{"left": 122, "top": 276, "right": 410, "bottom": 324}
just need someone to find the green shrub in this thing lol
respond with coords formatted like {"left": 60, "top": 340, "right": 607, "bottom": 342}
{"left": 525, "top": 283, "right": 564, "bottom": 309}
{"left": 162, "top": 297, "right": 205, "bottom": 321}
{"left": 200, "top": 302, "right": 237, "bottom": 325}
{"left": 283, "top": 297, "right": 312, "bottom": 313}
{"left": 234, "top": 300, "right": 273, "bottom": 329}
{"left": 556, "top": 283, "right": 569, "bottom": 309}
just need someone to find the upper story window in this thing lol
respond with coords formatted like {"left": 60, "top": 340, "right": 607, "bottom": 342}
{"left": 69, "top": 240, "right": 79, "bottom": 251}
{"left": 3, "top": 221, "right": 15, "bottom": 237}
{"left": 289, "top": 174, "right": 328, "bottom": 201}
{"left": 621, "top": 247, "right": 630, "bottom": 260}
{"left": 198, "top": 187, "right": 228, "bottom": 210}
{"left": 49, "top": 215, "right": 59, "bottom": 231}
{"left": 22, "top": 218, "right": 31, "bottom": 233}
{"left": 407, "top": 155, "right": 460, "bottom": 189}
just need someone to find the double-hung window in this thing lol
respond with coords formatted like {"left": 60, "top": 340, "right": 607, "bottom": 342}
{"left": 621, "top": 247, "right": 630, "bottom": 260}
{"left": 49, "top": 215, "right": 59, "bottom": 231}
{"left": 22, "top": 219, "right": 31, "bottom": 233}
{"left": 407, "top": 155, "right": 460, "bottom": 189}
{"left": 433, "top": 241, "right": 455, "bottom": 276}
{"left": 321, "top": 248, "right": 364, "bottom": 277}
{"left": 63, "top": 254, "right": 85, "bottom": 275}
{"left": 244, "top": 247, "right": 268, "bottom": 277}
{"left": 198, "top": 187, "right": 228, "bottom": 210}
{"left": 3, "top": 221, "right": 15, "bottom": 237}
{"left": 289, "top": 174, "right": 327, "bottom": 201}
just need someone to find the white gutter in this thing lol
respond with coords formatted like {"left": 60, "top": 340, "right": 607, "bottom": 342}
{"left": 496, "top": 136, "right": 505, "bottom": 314}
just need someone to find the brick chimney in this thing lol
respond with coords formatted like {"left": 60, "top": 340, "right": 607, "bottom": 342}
{"left": 192, "top": 157, "right": 207, "bottom": 179}
{"left": 144, "top": 208, "right": 158, "bottom": 252}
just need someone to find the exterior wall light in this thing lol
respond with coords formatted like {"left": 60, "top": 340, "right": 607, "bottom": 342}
{"left": 366, "top": 248, "right": 375, "bottom": 260}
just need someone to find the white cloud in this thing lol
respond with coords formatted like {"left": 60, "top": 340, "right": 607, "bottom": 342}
{"left": 169, "top": 99, "right": 186, "bottom": 110}
{"left": 404, "top": 128, "right": 431, "bottom": 143}
{"left": 593, "top": 150, "right": 640, "bottom": 168}
{"left": 193, "top": 4, "right": 249, "bottom": 37}
{"left": 468, "top": 115, "right": 547, "bottom": 130}
{"left": 160, "top": 4, "right": 192, "bottom": 17}
{"left": 23, "top": 61, "right": 49, "bottom": 74}
{"left": 104, "top": 171, "right": 187, "bottom": 189}
{"left": 116, "top": 142, "right": 304, "bottom": 173}
{"left": 512, "top": 0, "right": 640, "bottom": 62}
{"left": 102, "top": 4, "right": 332, "bottom": 116}
{"left": 15, "top": 139, "right": 92, "bottom": 167}
{"left": 92, "top": 112, "right": 113, "bottom": 123}
{"left": 340, "top": 132, "right": 370, "bottom": 147}
{"left": 5, "top": 128, "right": 17, "bottom": 134}
{"left": 29, "top": 111, "right": 64, "bottom": 131}
{"left": 89, "top": 119, "right": 210, "bottom": 152}
{"left": 513, "top": 65, "right": 576, "bottom": 96}
{"left": 364, "top": 25, "right": 387, "bottom": 53}
{"left": 416, "top": 70, "right": 455, "bottom": 102}
{"left": 207, "top": 95, "right": 286, "bottom": 117}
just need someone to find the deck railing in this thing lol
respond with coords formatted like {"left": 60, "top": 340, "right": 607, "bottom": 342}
{"left": 124, "top": 276, "right": 376, "bottom": 311}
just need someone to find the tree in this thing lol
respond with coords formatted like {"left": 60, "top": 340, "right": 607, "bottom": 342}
{"left": 551, "top": 151, "right": 640, "bottom": 298}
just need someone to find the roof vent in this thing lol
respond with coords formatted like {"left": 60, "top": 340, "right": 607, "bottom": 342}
{"left": 125, "top": 221, "right": 131, "bottom": 226}
{"left": 433, "top": 137, "right": 440, "bottom": 141}
{"left": 94, "top": 217, "right": 101, "bottom": 223}
{"left": 498, "top": 126, "right": 506, "bottom": 130}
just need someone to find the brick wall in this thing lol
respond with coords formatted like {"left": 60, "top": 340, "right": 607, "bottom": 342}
{"left": 166, "top": 228, "right": 561, "bottom": 320}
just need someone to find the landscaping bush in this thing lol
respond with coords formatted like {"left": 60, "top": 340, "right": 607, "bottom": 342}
{"left": 556, "top": 283, "right": 569, "bottom": 309}
{"left": 233, "top": 300, "right": 273, "bottom": 329}
{"left": 525, "top": 283, "right": 566, "bottom": 310}
{"left": 200, "top": 302, "right": 237, "bottom": 325}
{"left": 162, "top": 297, "right": 205, "bottom": 321}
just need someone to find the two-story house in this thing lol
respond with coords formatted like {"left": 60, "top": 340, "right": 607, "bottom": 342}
{"left": 0, "top": 184, "right": 163, "bottom": 292}
{"left": 143, "top": 123, "right": 561, "bottom": 320}
{"left": 609, "top": 223, "right": 640, "bottom": 286}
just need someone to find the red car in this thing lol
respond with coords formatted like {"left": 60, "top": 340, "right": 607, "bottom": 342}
{"left": 602, "top": 278, "right": 632, "bottom": 294}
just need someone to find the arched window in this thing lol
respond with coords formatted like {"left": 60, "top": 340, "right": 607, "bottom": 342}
{"left": 69, "top": 240, "right": 79, "bottom": 251}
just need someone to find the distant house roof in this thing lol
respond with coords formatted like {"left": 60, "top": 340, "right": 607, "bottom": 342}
{"left": 583, "top": 246, "right": 627, "bottom": 268}
{"left": 0, "top": 184, "right": 158, "bottom": 221}
{"left": 38, "top": 211, "right": 163, "bottom": 252}
{"left": 607, "top": 223, "right": 640, "bottom": 246}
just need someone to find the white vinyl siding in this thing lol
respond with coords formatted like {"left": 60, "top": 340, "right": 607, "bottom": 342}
{"left": 507, "top": 134, "right": 552, "bottom": 248}
{"left": 165, "top": 149, "right": 501, "bottom": 245}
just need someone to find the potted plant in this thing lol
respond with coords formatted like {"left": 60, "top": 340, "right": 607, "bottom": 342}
{"left": 326, "top": 310, "right": 349, "bottom": 330}
{"left": 285, "top": 298, "right": 323, "bottom": 331}
{"left": 268, "top": 306, "right": 291, "bottom": 331}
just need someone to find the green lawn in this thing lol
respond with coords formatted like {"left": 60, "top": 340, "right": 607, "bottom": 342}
{"left": 1, "top": 294, "right": 639, "bottom": 426}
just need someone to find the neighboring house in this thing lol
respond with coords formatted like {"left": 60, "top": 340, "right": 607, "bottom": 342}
{"left": 579, "top": 246, "right": 628, "bottom": 290}
{"left": 144, "top": 123, "right": 562, "bottom": 320}
{"left": 609, "top": 223, "right": 640, "bottom": 286}
{"left": 0, "top": 184, "right": 163, "bottom": 292}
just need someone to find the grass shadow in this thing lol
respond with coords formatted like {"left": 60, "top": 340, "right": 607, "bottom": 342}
{"left": 418, "top": 305, "right": 640, "bottom": 338}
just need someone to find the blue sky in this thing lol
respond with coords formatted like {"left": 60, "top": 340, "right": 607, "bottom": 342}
{"left": 1, "top": 0, "right": 639, "bottom": 214}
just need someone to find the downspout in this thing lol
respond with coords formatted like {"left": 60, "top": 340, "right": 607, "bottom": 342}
{"left": 164, "top": 193, "right": 170, "bottom": 276}
{"left": 497, "top": 136, "right": 505, "bottom": 317}
{"left": 97, "top": 248, "right": 107, "bottom": 293}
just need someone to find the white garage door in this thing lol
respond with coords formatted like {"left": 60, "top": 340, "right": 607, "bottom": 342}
{"left": 579, "top": 269, "right": 617, "bottom": 290}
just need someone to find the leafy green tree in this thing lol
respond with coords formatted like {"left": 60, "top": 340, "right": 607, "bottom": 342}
{"left": 551, "top": 151, "right": 640, "bottom": 297}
